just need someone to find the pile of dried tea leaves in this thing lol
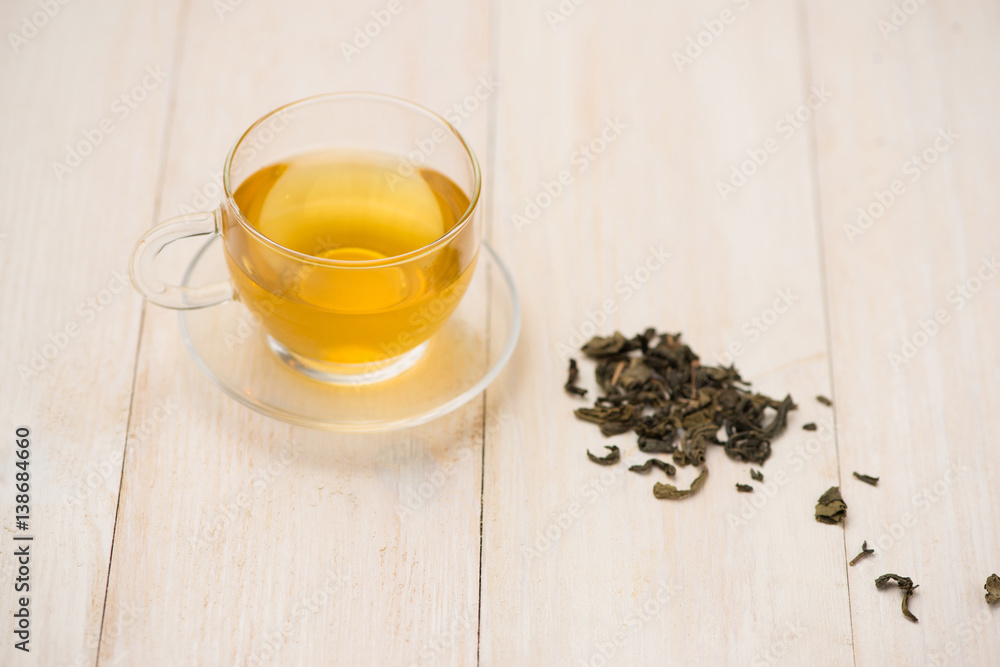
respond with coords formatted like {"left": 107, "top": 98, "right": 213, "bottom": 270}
{"left": 567, "top": 332, "right": 998, "bottom": 625}
{"left": 569, "top": 329, "right": 796, "bottom": 499}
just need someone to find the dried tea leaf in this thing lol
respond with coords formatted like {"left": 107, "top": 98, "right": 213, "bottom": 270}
{"left": 875, "top": 573, "right": 919, "bottom": 623}
{"left": 631, "top": 327, "right": 657, "bottom": 354}
{"left": 653, "top": 467, "right": 708, "bottom": 500}
{"left": 634, "top": 410, "right": 678, "bottom": 441}
{"left": 802, "top": 422, "right": 817, "bottom": 431}
{"left": 637, "top": 436, "right": 676, "bottom": 454}
{"left": 600, "top": 421, "right": 633, "bottom": 437}
{"left": 722, "top": 432, "right": 772, "bottom": 466}
{"left": 673, "top": 422, "right": 716, "bottom": 467}
{"left": 564, "top": 358, "right": 587, "bottom": 397}
{"left": 586, "top": 445, "right": 620, "bottom": 466}
{"left": 735, "top": 483, "right": 753, "bottom": 493}
{"left": 815, "top": 486, "right": 847, "bottom": 525}
{"left": 849, "top": 541, "right": 875, "bottom": 566}
{"left": 900, "top": 587, "right": 918, "bottom": 623}
{"left": 720, "top": 394, "right": 795, "bottom": 465}
{"left": 617, "top": 357, "right": 653, "bottom": 388}
{"left": 875, "top": 573, "right": 914, "bottom": 589}
{"left": 761, "top": 394, "right": 798, "bottom": 439}
{"left": 750, "top": 469, "right": 764, "bottom": 482}
{"left": 853, "top": 472, "right": 879, "bottom": 486}
{"left": 629, "top": 458, "right": 676, "bottom": 477}
{"left": 581, "top": 332, "right": 634, "bottom": 358}
{"left": 574, "top": 404, "right": 635, "bottom": 432}
{"left": 816, "top": 395, "right": 832, "bottom": 407}
{"left": 985, "top": 574, "right": 1000, "bottom": 605}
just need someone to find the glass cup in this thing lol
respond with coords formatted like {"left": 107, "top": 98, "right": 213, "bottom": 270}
{"left": 130, "top": 93, "right": 482, "bottom": 384}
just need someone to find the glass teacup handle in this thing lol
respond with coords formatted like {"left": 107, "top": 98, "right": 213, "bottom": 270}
{"left": 129, "top": 209, "right": 234, "bottom": 309}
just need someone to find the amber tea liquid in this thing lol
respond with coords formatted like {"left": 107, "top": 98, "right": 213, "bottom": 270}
{"left": 224, "top": 150, "right": 477, "bottom": 366}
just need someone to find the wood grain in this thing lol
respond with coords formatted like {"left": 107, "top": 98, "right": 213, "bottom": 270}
{"left": 805, "top": 0, "right": 1000, "bottom": 663}
{"left": 97, "top": 0, "right": 494, "bottom": 665}
{"left": 2, "top": 0, "right": 999, "bottom": 664}
{"left": 0, "top": 1, "right": 180, "bottom": 664}
{"left": 482, "top": 0, "right": 854, "bottom": 664}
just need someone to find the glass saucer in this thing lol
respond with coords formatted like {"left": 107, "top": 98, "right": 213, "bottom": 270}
{"left": 177, "top": 237, "right": 520, "bottom": 432}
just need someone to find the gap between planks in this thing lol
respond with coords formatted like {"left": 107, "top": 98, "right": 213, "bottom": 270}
{"left": 94, "top": 0, "right": 192, "bottom": 663}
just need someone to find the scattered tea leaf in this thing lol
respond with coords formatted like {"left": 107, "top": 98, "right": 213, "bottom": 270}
{"left": 581, "top": 332, "right": 636, "bottom": 358}
{"left": 900, "top": 588, "right": 918, "bottom": 623}
{"left": 587, "top": 445, "right": 620, "bottom": 466}
{"left": 802, "top": 422, "right": 817, "bottom": 431}
{"left": 849, "top": 540, "right": 875, "bottom": 566}
{"left": 736, "top": 483, "right": 753, "bottom": 493}
{"left": 875, "top": 573, "right": 914, "bottom": 589}
{"left": 815, "top": 486, "right": 847, "bottom": 525}
{"left": 629, "top": 458, "right": 677, "bottom": 477}
{"left": 816, "top": 395, "right": 832, "bottom": 407}
{"left": 654, "top": 467, "right": 708, "bottom": 500}
{"left": 875, "top": 573, "right": 919, "bottom": 622}
{"left": 750, "top": 468, "right": 764, "bottom": 482}
{"left": 853, "top": 472, "right": 879, "bottom": 486}
{"left": 986, "top": 574, "right": 1000, "bottom": 605}
{"left": 564, "top": 358, "right": 588, "bottom": 397}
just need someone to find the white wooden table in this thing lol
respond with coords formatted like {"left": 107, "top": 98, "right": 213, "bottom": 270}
{"left": 2, "top": 0, "right": 998, "bottom": 665}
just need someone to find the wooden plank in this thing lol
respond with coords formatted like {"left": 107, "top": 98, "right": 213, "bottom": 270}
{"left": 482, "top": 0, "right": 855, "bottom": 664}
{"left": 97, "top": 0, "right": 494, "bottom": 664}
{"left": 0, "top": 0, "right": 180, "bottom": 664}
{"left": 804, "top": 0, "right": 1000, "bottom": 663}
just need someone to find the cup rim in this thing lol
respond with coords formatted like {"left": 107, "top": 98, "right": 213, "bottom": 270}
{"left": 222, "top": 91, "right": 482, "bottom": 269}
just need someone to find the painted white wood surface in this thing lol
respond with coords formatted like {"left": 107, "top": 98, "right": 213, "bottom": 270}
{"left": 96, "top": 0, "right": 493, "bottom": 665}
{"left": 481, "top": 0, "right": 853, "bottom": 665}
{"left": 0, "top": 1, "right": 179, "bottom": 665}
{"left": 805, "top": 0, "right": 1000, "bottom": 663}
{"left": 0, "top": 0, "right": 997, "bottom": 665}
